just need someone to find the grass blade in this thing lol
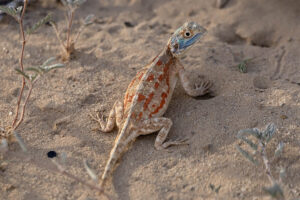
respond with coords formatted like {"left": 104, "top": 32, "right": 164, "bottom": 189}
{"left": 13, "top": 131, "right": 27, "bottom": 152}
{"left": 83, "top": 14, "right": 95, "bottom": 25}
{"left": 41, "top": 57, "right": 56, "bottom": 67}
{"left": 263, "top": 123, "right": 276, "bottom": 142}
{"left": 237, "top": 135, "right": 258, "bottom": 150}
{"left": 43, "top": 63, "right": 65, "bottom": 72}
{"left": 274, "top": 142, "right": 284, "bottom": 158}
{"left": 0, "top": 6, "right": 17, "bottom": 17}
{"left": 238, "top": 128, "right": 262, "bottom": 140}
{"left": 236, "top": 145, "right": 258, "bottom": 165}
{"left": 15, "top": 68, "right": 30, "bottom": 79}
{"left": 26, "top": 67, "right": 42, "bottom": 74}
{"left": 84, "top": 160, "right": 98, "bottom": 182}
{"left": 263, "top": 183, "right": 284, "bottom": 199}
{"left": 0, "top": 139, "right": 8, "bottom": 153}
{"left": 26, "top": 13, "right": 52, "bottom": 35}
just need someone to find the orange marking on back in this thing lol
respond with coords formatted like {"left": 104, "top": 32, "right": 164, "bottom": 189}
{"left": 165, "top": 70, "right": 170, "bottom": 93}
{"left": 146, "top": 74, "right": 154, "bottom": 82}
{"left": 156, "top": 60, "right": 162, "bottom": 66}
{"left": 151, "top": 92, "right": 168, "bottom": 115}
{"left": 137, "top": 94, "right": 146, "bottom": 101}
{"left": 131, "top": 112, "right": 136, "bottom": 119}
{"left": 163, "top": 65, "right": 169, "bottom": 73}
{"left": 127, "top": 94, "right": 134, "bottom": 103}
{"left": 158, "top": 74, "right": 164, "bottom": 81}
{"left": 144, "top": 92, "right": 154, "bottom": 110}
{"left": 138, "top": 112, "right": 143, "bottom": 120}
{"left": 161, "top": 92, "right": 168, "bottom": 98}
{"left": 154, "top": 82, "right": 160, "bottom": 89}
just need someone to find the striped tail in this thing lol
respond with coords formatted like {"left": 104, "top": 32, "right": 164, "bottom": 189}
{"left": 99, "top": 121, "right": 137, "bottom": 188}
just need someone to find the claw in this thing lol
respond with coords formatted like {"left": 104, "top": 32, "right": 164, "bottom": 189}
{"left": 162, "top": 138, "right": 189, "bottom": 148}
{"left": 193, "top": 79, "right": 212, "bottom": 96}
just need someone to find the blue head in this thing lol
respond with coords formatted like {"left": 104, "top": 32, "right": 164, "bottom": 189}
{"left": 168, "top": 22, "right": 207, "bottom": 57}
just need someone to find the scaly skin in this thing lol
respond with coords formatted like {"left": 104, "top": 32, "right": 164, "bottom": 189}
{"left": 90, "top": 22, "right": 211, "bottom": 189}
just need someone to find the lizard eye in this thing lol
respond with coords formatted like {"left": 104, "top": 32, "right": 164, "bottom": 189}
{"left": 184, "top": 30, "right": 192, "bottom": 38}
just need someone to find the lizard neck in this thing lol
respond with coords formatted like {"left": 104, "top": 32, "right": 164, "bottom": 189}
{"left": 151, "top": 46, "right": 177, "bottom": 67}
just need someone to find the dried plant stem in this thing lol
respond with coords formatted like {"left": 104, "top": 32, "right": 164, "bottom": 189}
{"left": 66, "top": 9, "right": 74, "bottom": 49}
{"left": 260, "top": 142, "right": 275, "bottom": 184}
{"left": 52, "top": 160, "right": 106, "bottom": 196}
{"left": 14, "top": 81, "right": 34, "bottom": 130}
{"left": 11, "top": 0, "right": 28, "bottom": 129}
{"left": 53, "top": 165, "right": 111, "bottom": 199}
{"left": 50, "top": 22, "right": 68, "bottom": 54}
{"left": 73, "top": 25, "right": 84, "bottom": 44}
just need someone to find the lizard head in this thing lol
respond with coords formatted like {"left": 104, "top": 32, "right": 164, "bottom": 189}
{"left": 168, "top": 22, "right": 207, "bottom": 57}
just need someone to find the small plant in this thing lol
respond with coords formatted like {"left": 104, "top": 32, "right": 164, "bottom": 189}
{"left": 0, "top": 0, "right": 64, "bottom": 139}
{"left": 50, "top": 0, "right": 95, "bottom": 61}
{"left": 209, "top": 183, "right": 221, "bottom": 194}
{"left": 235, "top": 57, "right": 256, "bottom": 73}
{"left": 236, "top": 123, "right": 285, "bottom": 199}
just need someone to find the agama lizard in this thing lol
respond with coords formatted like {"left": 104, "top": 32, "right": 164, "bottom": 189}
{"left": 90, "top": 22, "right": 211, "bottom": 189}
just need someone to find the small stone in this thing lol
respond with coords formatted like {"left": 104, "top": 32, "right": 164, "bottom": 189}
{"left": 2, "top": 47, "right": 9, "bottom": 54}
{"left": 47, "top": 151, "right": 57, "bottom": 158}
{"left": 216, "top": 0, "right": 230, "bottom": 8}
{"left": 4, "top": 184, "right": 15, "bottom": 191}
{"left": 0, "top": 161, "right": 8, "bottom": 172}
{"left": 253, "top": 76, "right": 270, "bottom": 90}
{"left": 280, "top": 115, "right": 288, "bottom": 119}
{"left": 188, "top": 10, "right": 197, "bottom": 17}
{"left": 124, "top": 21, "right": 134, "bottom": 28}
{"left": 202, "top": 143, "right": 213, "bottom": 152}
{"left": 8, "top": 111, "right": 12, "bottom": 116}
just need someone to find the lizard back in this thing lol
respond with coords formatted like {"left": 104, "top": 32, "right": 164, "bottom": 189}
{"left": 123, "top": 47, "right": 178, "bottom": 126}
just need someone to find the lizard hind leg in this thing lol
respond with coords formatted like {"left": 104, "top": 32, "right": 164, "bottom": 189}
{"left": 139, "top": 117, "right": 188, "bottom": 150}
{"left": 89, "top": 100, "right": 124, "bottom": 133}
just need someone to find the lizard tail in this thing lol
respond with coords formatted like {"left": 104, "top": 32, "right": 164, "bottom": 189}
{"left": 99, "top": 131, "right": 136, "bottom": 188}
{"left": 99, "top": 145, "right": 122, "bottom": 188}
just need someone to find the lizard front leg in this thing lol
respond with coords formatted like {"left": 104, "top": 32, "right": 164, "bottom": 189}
{"left": 89, "top": 100, "right": 123, "bottom": 132}
{"left": 178, "top": 62, "right": 212, "bottom": 97}
{"left": 138, "top": 117, "right": 188, "bottom": 150}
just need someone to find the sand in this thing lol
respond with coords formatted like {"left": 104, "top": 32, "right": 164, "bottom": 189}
{"left": 0, "top": 0, "right": 299, "bottom": 199}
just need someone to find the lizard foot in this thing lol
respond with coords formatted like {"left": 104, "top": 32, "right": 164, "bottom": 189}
{"left": 89, "top": 112, "right": 105, "bottom": 131}
{"left": 88, "top": 111, "right": 115, "bottom": 133}
{"left": 193, "top": 79, "right": 213, "bottom": 96}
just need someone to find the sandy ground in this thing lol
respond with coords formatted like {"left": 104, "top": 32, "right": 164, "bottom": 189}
{"left": 0, "top": 0, "right": 300, "bottom": 199}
